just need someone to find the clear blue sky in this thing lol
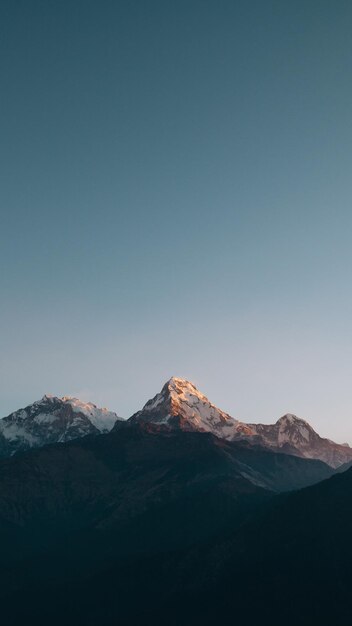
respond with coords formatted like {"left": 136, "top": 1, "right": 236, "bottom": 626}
{"left": 1, "top": 1, "right": 352, "bottom": 442}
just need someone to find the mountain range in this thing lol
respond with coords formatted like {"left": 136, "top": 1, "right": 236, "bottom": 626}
{"left": 3, "top": 377, "right": 351, "bottom": 468}
{"left": 0, "top": 377, "right": 352, "bottom": 625}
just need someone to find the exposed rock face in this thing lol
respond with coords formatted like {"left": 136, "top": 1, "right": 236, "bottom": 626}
{"left": 0, "top": 394, "right": 122, "bottom": 457}
{"left": 247, "top": 413, "right": 352, "bottom": 468}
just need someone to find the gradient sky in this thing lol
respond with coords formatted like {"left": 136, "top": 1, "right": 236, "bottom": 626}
{"left": 1, "top": 0, "right": 352, "bottom": 442}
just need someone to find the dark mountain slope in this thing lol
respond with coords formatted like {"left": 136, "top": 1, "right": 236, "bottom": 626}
{"left": 0, "top": 424, "right": 333, "bottom": 541}
{"left": 0, "top": 423, "right": 337, "bottom": 625}
{"left": 155, "top": 464, "right": 352, "bottom": 626}
{"left": 195, "top": 465, "right": 352, "bottom": 626}
{"left": 12, "top": 463, "right": 350, "bottom": 626}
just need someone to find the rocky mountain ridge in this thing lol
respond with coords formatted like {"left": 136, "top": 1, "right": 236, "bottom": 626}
{"left": 127, "top": 377, "right": 352, "bottom": 468}
{"left": 1, "top": 377, "right": 351, "bottom": 468}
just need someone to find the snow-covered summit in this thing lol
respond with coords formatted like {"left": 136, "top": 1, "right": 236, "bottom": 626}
{"left": 130, "top": 376, "right": 248, "bottom": 440}
{"left": 0, "top": 395, "right": 122, "bottom": 458}
{"left": 276, "top": 414, "right": 312, "bottom": 443}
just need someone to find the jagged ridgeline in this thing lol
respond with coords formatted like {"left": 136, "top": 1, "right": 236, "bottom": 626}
{"left": 1, "top": 377, "right": 352, "bottom": 468}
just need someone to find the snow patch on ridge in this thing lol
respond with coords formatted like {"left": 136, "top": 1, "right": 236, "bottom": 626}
{"left": 62, "top": 397, "right": 120, "bottom": 432}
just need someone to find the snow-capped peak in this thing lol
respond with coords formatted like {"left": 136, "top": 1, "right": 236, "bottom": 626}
{"left": 165, "top": 376, "right": 233, "bottom": 421}
{"left": 37, "top": 394, "right": 58, "bottom": 404}
{"left": 276, "top": 414, "right": 313, "bottom": 444}
{"left": 28, "top": 395, "right": 121, "bottom": 433}
{"left": 131, "top": 376, "right": 242, "bottom": 440}
{"left": 277, "top": 413, "right": 309, "bottom": 425}
{"left": 0, "top": 395, "right": 123, "bottom": 459}
{"left": 245, "top": 411, "right": 352, "bottom": 467}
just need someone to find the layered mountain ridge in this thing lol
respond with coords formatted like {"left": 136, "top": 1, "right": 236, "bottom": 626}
{"left": 0, "top": 425, "right": 334, "bottom": 572}
{"left": 0, "top": 421, "right": 343, "bottom": 626}
{"left": 1, "top": 377, "right": 351, "bottom": 468}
